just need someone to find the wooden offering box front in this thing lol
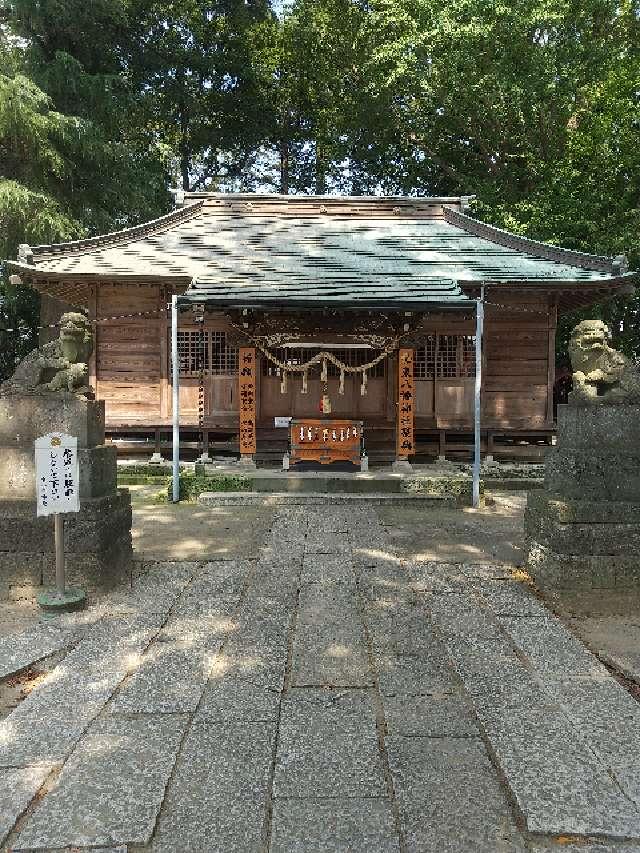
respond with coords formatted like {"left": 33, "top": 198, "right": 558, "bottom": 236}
{"left": 290, "top": 419, "right": 363, "bottom": 466}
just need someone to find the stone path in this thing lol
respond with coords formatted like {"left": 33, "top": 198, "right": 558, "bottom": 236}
{"left": 1, "top": 506, "right": 640, "bottom": 851}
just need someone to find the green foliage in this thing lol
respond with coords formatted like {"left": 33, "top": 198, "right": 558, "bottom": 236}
{"left": 124, "top": 0, "right": 276, "bottom": 190}
{"left": 169, "top": 472, "right": 252, "bottom": 502}
{"left": 1, "top": 0, "right": 638, "bottom": 373}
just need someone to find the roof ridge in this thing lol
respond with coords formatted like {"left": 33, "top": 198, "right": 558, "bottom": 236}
{"left": 26, "top": 201, "right": 205, "bottom": 262}
{"left": 445, "top": 207, "right": 624, "bottom": 274}
{"left": 179, "top": 191, "right": 469, "bottom": 204}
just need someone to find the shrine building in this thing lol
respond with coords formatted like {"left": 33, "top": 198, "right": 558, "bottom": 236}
{"left": 7, "top": 193, "right": 636, "bottom": 465}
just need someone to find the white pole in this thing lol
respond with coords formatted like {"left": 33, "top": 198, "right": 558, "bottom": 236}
{"left": 472, "top": 285, "right": 485, "bottom": 508}
{"left": 172, "top": 295, "right": 180, "bottom": 503}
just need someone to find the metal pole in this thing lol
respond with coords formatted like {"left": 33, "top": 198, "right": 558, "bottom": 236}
{"left": 172, "top": 295, "right": 180, "bottom": 503}
{"left": 54, "top": 513, "right": 65, "bottom": 596}
{"left": 472, "top": 285, "right": 485, "bottom": 508}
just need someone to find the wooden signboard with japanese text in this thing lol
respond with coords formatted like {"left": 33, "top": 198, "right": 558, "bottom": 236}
{"left": 397, "top": 348, "right": 415, "bottom": 457}
{"left": 238, "top": 347, "right": 257, "bottom": 455}
{"left": 290, "top": 419, "right": 363, "bottom": 466}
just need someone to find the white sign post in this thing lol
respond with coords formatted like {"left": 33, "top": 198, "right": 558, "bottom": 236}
{"left": 35, "top": 432, "right": 86, "bottom": 611}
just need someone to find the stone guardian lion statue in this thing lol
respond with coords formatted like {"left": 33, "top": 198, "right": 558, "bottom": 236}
{"left": 568, "top": 319, "right": 640, "bottom": 405}
{"left": 1, "top": 312, "right": 94, "bottom": 397}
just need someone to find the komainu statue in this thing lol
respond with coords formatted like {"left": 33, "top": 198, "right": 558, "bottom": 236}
{"left": 568, "top": 319, "right": 640, "bottom": 405}
{"left": 1, "top": 312, "right": 94, "bottom": 396}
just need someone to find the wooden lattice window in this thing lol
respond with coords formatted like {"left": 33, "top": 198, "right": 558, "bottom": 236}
{"left": 414, "top": 335, "right": 475, "bottom": 379}
{"left": 210, "top": 331, "right": 238, "bottom": 375}
{"left": 171, "top": 330, "right": 237, "bottom": 377}
{"left": 414, "top": 335, "right": 436, "bottom": 379}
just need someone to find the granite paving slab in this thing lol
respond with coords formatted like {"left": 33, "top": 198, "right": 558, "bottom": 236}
{"left": 446, "top": 635, "right": 523, "bottom": 681}
{"left": 0, "top": 624, "right": 70, "bottom": 679}
{"left": 198, "top": 677, "right": 281, "bottom": 722}
{"left": 292, "top": 584, "right": 371, "bottom": 687}
{"left": 110, "top": 639, "right": 218, "bottom": 714}
{"left": 14, "top": 715, "right": 187, "bottom": 850}
{"left": 279, "top": 687, "right": 378, "bottom": 732}
{"left": 500, "top": 616, "right": 609, "bottom": 679}
{"left": 478, "top": 579, "right": 550, "bottom": 617}
{"left": 375, "top": 652, "right": 457, "bottom": 696}
{"left": 152, "top": 794, "right": 266, "bottom": 852}
{"left": 541, "top": 676, "right": 640, "bottom": 795}
{"left": 300, "top": 553, "right": 355, "bottom": 585}
{"left": 367, "top": 610, "right": 447, "bottom": 656}
{"left": 0, "top": 765, "right": 50, "bottom": 846}
{"left": 382, "top": 692, "right": 477, "bottom": 737}
{"left": 211, "top": 649, "right": 287, "bottom": 692}
{"left": 0, "top": 623, "right": 160, "bottom": 768}
{"left": 270, "top": 798, "right": 400, "bottom": 853}
{"left": 273, "top": 728, "right": 386, "bottom": 797}
{"left": 479, "top": 706, "right": 640, "bottom": 837}
{"left": 159, "top": 718, "right": 275, "bottom": 801}
{"left": 386, "top": 736, "right": 525, "bottom": 853}
{"left": 275, "top": 688, "right": 384, "bottom": 798}
{"left": 304, "top": 529, "right": 353, "bottom": 553}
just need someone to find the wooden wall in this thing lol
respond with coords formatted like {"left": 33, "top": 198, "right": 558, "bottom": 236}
{"left": 89, "top": 283, "right": 555, "bottom": 432}
{"left": 95, "top": 283, "right": 165, "bottom": 424}
{"left": 483, "top": 293, "right": 555, "bottom": 428}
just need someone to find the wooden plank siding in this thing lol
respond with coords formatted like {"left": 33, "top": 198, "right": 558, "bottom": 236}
{"left": 89, "top": 283, "right": 555, "bottom": 437}
{"left": 482, "top": 294, "right": 551, "bottom": 428}
{"left": 95, "top": 284, "right": 163, "bottom": 423}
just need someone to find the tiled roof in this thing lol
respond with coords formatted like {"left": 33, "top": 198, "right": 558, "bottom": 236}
{"left": 8, "top": 193, "right": 634, "bottom": 310}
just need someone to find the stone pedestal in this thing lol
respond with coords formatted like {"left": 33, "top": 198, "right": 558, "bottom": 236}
{"left": 525, "top": 404, "right": 640, "bottom": 588}
{"left": 0, "top": 394, "right": 132, "bottom": 600}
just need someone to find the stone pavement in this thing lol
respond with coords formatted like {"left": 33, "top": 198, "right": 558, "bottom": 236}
{"left": 1, "top": 505, "right": 640, "bottom": 851}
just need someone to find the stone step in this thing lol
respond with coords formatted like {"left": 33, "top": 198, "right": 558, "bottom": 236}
{"left": 252, "top": 475, "right": 404, "bottom": 494}
{"left": 198, "top": 491, "right": 453, "bottom": 507}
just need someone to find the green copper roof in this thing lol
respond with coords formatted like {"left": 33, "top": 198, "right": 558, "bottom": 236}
{"left": 7, "top": 193, "right": 634, "bottom": 311}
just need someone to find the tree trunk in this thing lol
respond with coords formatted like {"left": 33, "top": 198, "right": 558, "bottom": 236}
{"left": 315, "top": 140, "right": 325, "bottom": 195}
{"left": 280, "top": 137, "right": 289, "bottom": 194}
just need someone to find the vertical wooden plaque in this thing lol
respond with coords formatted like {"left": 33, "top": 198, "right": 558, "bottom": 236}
{"left": 238, "top": 347, "right": 257, "bottom": 455}
{"left": 397, "top": 348, "right": 415, "bottom": 457}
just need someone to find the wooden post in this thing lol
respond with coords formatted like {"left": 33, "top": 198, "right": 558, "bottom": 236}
{"left": 238, "top": 347, "right": 257, "bottom": 466}
{"left": 88, "top": 284, "right": 97, "bottom": 393}
{"left": 395, "top": 348, "right": 415, "bottom": 468}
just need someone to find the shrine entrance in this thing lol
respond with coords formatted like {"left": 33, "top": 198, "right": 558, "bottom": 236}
{"left": 259, "top": 345, "right": 390, "bottom": 423}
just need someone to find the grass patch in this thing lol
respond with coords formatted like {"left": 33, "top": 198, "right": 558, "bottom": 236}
{"left": 167, "top": 472, "right": 252, "bottom": 502}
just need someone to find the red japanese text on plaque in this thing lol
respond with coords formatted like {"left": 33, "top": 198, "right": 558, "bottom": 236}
{"left": 238, "top": 347, "right": 257, "bottom": 455}
{"left": 397, "top": 348, "right": 415, "bottom": 457}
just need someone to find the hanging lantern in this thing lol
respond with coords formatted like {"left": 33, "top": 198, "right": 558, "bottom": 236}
{"left": 280, "top": 371, "right": 288, "bottom": 394}
{"left": 320, "top": 358, "right": 328, "bottom": 383}
{"left": 339, "top": 367, "right": 345, "bottom": 395}
{"left": 321, "top": 394, "right": 332, "bottom": 414}
{"left": 361, "top": 370, "right": 368, "bottom": 396}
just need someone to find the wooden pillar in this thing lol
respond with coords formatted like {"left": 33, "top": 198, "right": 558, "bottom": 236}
{"left": 396, "top": 348, "right": 415, "bottom": 465}
{"left": 238, "top": 347, "right": 257, "bottom": 465}
{"left": 88, "top": 283, "right": 97, "bottom": 393}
